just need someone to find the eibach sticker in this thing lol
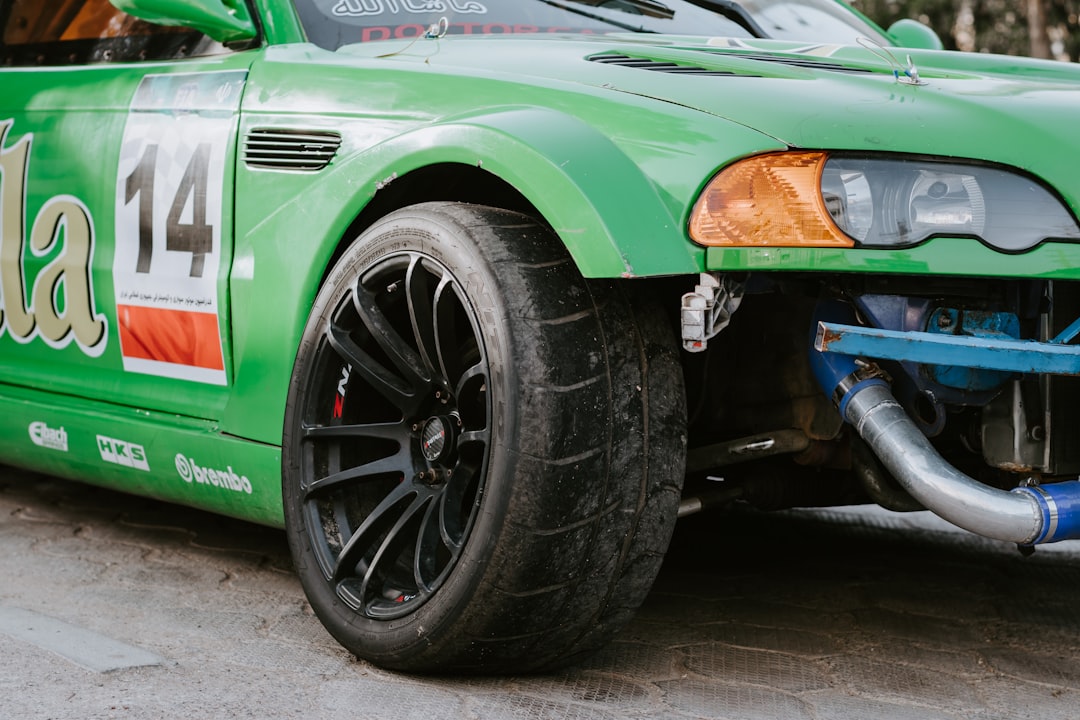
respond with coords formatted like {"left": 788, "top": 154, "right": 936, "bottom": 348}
{"left": 113, "top": 71, "right": 246, "bottom": 385}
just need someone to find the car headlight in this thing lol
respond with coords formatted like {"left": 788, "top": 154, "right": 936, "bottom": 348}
{"left": 689, "top": 151, "right": 1080, "bottom": 252}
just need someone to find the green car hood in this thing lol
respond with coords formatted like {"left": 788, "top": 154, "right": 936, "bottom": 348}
{"left": 348, "top": 34, "right": 1080, "bottom": 212}
{"left": 574, "top": 37, "right": 1080, "bottom": 173}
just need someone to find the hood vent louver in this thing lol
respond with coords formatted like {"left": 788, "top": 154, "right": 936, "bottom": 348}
{"left": 589, "top": 53, "right": 745, "bottom": 76}
{"left": 243, "top": 129, "right": 342, "bottom": 171}
{"left": 590, "top": 51, "right": 873, "bottom": 76}
{"left": 728, "top": 52, "right": 873, "bottom": 74}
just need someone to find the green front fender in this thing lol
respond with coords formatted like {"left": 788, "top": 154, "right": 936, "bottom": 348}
{"left": 222, "top": 106, "right": 718, "bottom": 445}
{"left": 357, "top": 106, "right": 702, "bottom": 278}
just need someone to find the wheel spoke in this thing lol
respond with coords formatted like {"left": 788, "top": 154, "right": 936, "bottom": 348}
{"left": 353, "top": 281, "right": 432, "bottom": 391}
{"left": 414, "top": 500, "right": 443, "bottom": 593}
{"left": 433, "top": 281, "right": 466, "bottom": 384}
{"left": 406, "top": 257, "right": 440, "bottom": 374}
{"left": 302, "top": 421, "right": 405, "bottom": 443}
{"left": 439, "top": 464, "right": 477, "bottom": 550}
{"left": 333, "top": 481, "right": 424, "bottom": 582}
{"left": 303, "top": 446, "right": 411, "bottom": 500}
{"left": 454, "top": 361, "right": 486, "bottom": 401}
{"left": 354, "top": 494, "right": 434, "bottom": 609}
{"left": 327, "top": 320, "right": 421, "bottom": 415}
{"left": 458, "top": 429, "right": 490, "bottom": 447}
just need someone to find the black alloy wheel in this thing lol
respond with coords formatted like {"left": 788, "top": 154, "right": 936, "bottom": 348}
{"left": 297, "top": 247, "right": 489, "bottom": 619}
{"left": 283, "top": 202, "right": 686, "bottom": 673}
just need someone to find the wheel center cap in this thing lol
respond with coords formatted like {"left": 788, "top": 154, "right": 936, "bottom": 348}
{"left": 420, "top": 417, "right": 449, "bottom": 463}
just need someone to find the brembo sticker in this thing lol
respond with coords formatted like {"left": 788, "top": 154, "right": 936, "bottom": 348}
{"left": 175, "top": 453, "right": 252, "bottom": 494}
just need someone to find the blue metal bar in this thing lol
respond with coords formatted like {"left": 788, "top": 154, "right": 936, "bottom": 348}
{"left": 1051, "top": 314, "right": 1080, "bottom": 345}
{"left": 815, "top": 321, "right": 1080, "bottom": 376}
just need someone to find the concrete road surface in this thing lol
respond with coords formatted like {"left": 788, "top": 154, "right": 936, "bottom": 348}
{"left": 3, "top": 464, "right": 1080, "bottom": 719}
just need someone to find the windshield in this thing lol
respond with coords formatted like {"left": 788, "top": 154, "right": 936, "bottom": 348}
{"left": 293, "top": 0, "right": 890, "bottom": 49}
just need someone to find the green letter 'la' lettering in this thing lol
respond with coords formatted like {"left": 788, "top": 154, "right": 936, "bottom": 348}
{"left": 0, "top": 118, "right": 106, "bottom": 355}
{"left": 0, "top": 119, "right": 34, "bottom": 338}
{"left": 30, "top": 197, "right": 107, "bottom": 351}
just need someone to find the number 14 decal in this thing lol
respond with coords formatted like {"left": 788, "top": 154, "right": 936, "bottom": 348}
{"left": 112, "top": 70, "right": 245, "bottom": 385}
{"left": 124, "top": 142, "right": 214, "bottom": 278}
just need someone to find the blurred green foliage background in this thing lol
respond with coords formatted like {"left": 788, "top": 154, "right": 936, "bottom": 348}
{"left": 852, "top": 0, "right": 1080, "bottom": 60}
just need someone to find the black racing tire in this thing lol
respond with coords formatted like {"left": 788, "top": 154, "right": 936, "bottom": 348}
{"left": 281, "top": 202, "right": 685, "bottom": 674}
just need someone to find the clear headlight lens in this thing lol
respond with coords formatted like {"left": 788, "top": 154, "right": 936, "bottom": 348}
{"left": 690, "top": 152, "right": 1080, "bottom": 252}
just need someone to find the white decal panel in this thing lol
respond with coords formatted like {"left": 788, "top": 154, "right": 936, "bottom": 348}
{"left": 113, "top": 71, "right": 245, "bottom": 386}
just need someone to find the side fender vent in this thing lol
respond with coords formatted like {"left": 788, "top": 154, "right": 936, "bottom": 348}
{"left": 243, "top": 129, "right": 342, "bottom": 171}
{"left": 589, "top": 53, "right": 746, "bottom": 76}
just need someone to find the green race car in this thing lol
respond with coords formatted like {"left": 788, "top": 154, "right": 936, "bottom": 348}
{"left": 3, "top": 0, "right": 1080, "bottom": 673}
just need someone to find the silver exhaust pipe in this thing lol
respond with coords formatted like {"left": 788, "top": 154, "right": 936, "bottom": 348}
{"left": 843, "top": 382, "right": 1047, "bottom": 544}
{"left": 811, "top": 307, "right": 1080, "bottom": 546}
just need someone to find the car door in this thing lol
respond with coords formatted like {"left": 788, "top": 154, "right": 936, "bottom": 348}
{"left": 0, "top": 0, "right": 253, "bottom": 420}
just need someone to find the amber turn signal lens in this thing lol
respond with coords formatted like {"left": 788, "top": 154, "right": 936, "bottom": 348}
{"left": 689, "top": 151, "right": 855, "bottom": 248}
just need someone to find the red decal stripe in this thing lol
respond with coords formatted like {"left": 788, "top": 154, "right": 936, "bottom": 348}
{"left": 117, "top": 305, "right": 224, "bottom": 371}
